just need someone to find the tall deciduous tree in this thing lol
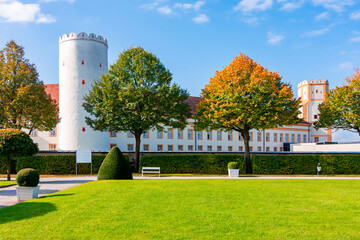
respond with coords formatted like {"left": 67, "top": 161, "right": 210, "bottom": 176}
{"left": 195, "top": 53, "right": 301, "bottom": 174}
{"left": 0, "top": 129, "right": 39, "bottom": 181}
{"left": 84, "top": 47, "right": 191, "bottom": 170}
{"left": 0, "top": 40, "right": 59, "bottom": 132}
{"left": 314, "top": 69, "right": 360, "bottom": 136}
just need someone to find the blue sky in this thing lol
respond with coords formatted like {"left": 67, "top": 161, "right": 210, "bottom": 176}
{"left": 0, "top": 0, "right": 359, "bottom": 142}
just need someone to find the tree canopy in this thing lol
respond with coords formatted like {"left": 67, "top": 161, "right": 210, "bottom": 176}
{"left": 195, "top": 53, "right": 301, "bottom": 173}
{"left": 314, "top": 69, "right": 360, "bottom": 136}
{"left": 0, "top": 40, "right": 59, "bottom": 132}
{"left": 84, "top": 47, "right": 191, "bottom": 169}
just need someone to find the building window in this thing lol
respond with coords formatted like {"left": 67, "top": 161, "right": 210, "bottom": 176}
{"left": 257, "top": 132, "right": 261, "bottom": 142}
{"left": 280, "top": 133, "right": 284, "bottom": 142}
{"left": 207, "top": 131, "right": 212, "bottom": 140}
{"left": 188, "top": 129, "right": 193, "bottom": 139}
{"left": 178, "top": 129, "right": 183, "bottom": 139}
{"left": 127, "top": 144, "right": 134, "bottom": 151}
{"left": 274, "top": 133, "right": 278, "bottom": 142}
{"left": 274, "top": 147, "right": 278, "bottom": 152}
{"left": 49, "top": 144, "right": 56, "bottom": 151}
{"left": 143, "top": 131, "right": 149, "bottom": 138}
{"left": 81, "top": 60, "right": 84, "bottom": 65}
{"left": 314, "top": 137, "right": 319, "bottom": 143}
{"left": 280, "top": 147, "right": 283, "bottom": 151}
{"left": 228, "top": 132, "right": 233, "bottom": 141}
{"left": 303, "top": 134, "right": 307, "bottom": 143}
{"left": 198, "top": 145, "right": 203, "bottom": 151}
{"left": 239, "top": 146, "right": 243, "bottom": 151}
{"left": 228, "top": 146, "right": 233, "bottom": 151}
{"left": 188, "top": 145, "right": 193, "bottom": 151}
{"left": 110, "top": 143, "right": 117, "bottom": 149}
{"left": 266, "top": 133, "right": 270, "bottom": 142}
{"left": 30, "top": 129, "right": 37, "bottom": 137}
{"left": 168, "top": 128, "right": 173, "bottom": 139}
{"left": 157, "top": 144, "right": 163, "bottom": 151}
{"left": 249, "top": 146, "right": 253, "bottom": 152}
{"left": 49, "top": 128, "right": 56, "bottom": 137}
{"left": 127, "top": 131, "right": 134, "bottom": 138}
{"left": 207, "top": 145, "right": 212, "bottom": 151}
{"left": 157, "top": 130, "right": 163, "bottom": 139}
{"left": 249, "top": 132, "right": 253, "bottom": 141}
{"left": 143, "top": 144, "right": 149, "bottom": 151}
{"left": 110, "top": 131, "right": 117, "bottom": 137}
{"left": 257, "top": 146, "right": 261, "bottom": 152}
{"left": 314, "top": 115, "right": 318, "bottom": 119}
{"left": 285, "top": 134, "right": 289, "bottom": 142}
{"left": 82, "top": 80, "right": 85, "bottom": 85}
{"left": 82, "top": 127, "right": 86, "bottom": 132}
{"left": 99, "top": 62, "right": 102, "bottom": 68}
{"left": 266, "top": 147, "right": 270, "bottom": 152}
{"left": 178, "top": 145, "right": 183, "bottom": 151}
{"left": 297, "top": 134, "right": 301, "bottom": 143}
{"left": 291, "top": 134, "right": 295, "bottom": 143}
{"left": 239, "top": 133, "right": 243, "bottom": 141}
{"left": 197, "top": 131, "right": 203, "bottom": 140}
{"left": 168, "top": 145, "right": 173, "bottom": 151}
{"left": 217, "top": 131, "right": 222, "bottom": 140}
{"left": 217, "top": 146, "right": 222, "bottom": 151}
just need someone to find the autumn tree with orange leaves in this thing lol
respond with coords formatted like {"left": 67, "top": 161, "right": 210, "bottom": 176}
{"left": 195, "top": 54, "right": 301, "bottom": 174}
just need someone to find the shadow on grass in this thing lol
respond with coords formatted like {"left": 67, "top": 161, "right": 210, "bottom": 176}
{"left": 40, "top": 193, "right": 74, "bottom": 199}
{"left": 0, "top": 202, "right": 57, "bottom": 225}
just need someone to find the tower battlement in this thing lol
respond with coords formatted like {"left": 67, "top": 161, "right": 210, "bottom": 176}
{"left": 298, "top": 79, "right": 328, "bottom": 88}
{"left": 59, "top": 32, "right": 108, "bottom": 47}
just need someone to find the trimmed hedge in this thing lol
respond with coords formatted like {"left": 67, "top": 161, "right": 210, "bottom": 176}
{"left": 16, "top": 168, "right": 40, "bottom": 187}
{"left": 98, "top": 147, "right": 132, "bottom": 180}
{"left": 15, "top": 154, "right": 129, "bottom": 175}
{"left": 140, "top": 154, "right": 360, "bottom": 175}
{"left": 139, "top": 154, "right": 246, "bottom": 174}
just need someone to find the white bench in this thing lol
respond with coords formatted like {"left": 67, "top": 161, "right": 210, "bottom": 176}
{"left": 142, "top": 167, "right": 160, "bottom": 177}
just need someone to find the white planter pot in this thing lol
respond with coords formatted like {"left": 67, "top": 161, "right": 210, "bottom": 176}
{"left": 228, "top": 169, "right": 239, "bottom": 178}
{"left": 16, "top": 186, "right": 40, "bottom": 201}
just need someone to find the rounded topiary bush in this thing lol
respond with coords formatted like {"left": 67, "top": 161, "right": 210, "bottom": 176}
{"left": 16, "top": 168, "right": 39, "bottom": 187}
{"left": 97, "top": 147, "right": 133, "bottom": 180}
{"left": 228, "top": 162, "right": 239, "bottom": 169}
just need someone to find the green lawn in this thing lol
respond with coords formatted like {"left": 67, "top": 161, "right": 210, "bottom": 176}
{"left": 1, "top": 179, "right": 360, "bottom": 239}
{"left": 0, "top": 181, "right": 15, "bottom": 187}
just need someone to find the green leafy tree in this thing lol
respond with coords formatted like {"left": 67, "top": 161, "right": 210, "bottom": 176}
{"left": 84, "top": 47, "right": 191, "bottom": 170}
{"left": 314, "top": 69, "right": 360, "bottom": 136}
{"left": 195, "top": 53, "right": 301, "bottom": 174}
{"left": 0, "top": 40, "right": 59, "bottom": 132}
{"left": 0, "top": 129, "right": 39, "bottom": 181}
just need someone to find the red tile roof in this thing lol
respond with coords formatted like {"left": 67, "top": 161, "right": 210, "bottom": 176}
{"left": 44, "top": 84, "right": 59, "bottom": 104}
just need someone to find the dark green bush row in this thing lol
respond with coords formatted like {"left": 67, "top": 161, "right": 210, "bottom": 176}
{"left": 140, "top": 154, "right": 246, "bottom": 174}
{"left": 140, "top": 154, "right": 360, "bottom": 175}
{"left": 1, "top": 154, "right": 129, "bottom": 175}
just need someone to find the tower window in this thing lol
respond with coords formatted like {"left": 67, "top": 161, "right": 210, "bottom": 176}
{"left": 63, "top": 61, "right": 65, "bottom": 66}
{"left": 99, "top": 62, "right": 102, "bottom": 67}
{"left": 81, "top": 60, "right": 84, "bottom": 65}
{"left": 314, "top": 115, "right": 318, "bottom": 119}
{"left": 82, "top": 80, "right": 85, "bottom": 85}
{"left": 82, "top": 127, "right": 86, "bottom": 132}
{"left": 316, "top": 90, "right": 318, "bottom": 93}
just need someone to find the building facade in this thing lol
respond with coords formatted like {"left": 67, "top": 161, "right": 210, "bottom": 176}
{"left": 32, "top": 32, "right": 331, "bottom": 152}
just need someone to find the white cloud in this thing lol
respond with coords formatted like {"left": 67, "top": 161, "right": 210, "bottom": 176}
{"left": 338, "top": 62, "right": 353, "bottom": 69}
{"left": 315, "top": 11, "right": 330, "bottom": 21}
{"left": 311, "top": 0, "right": 354, "bottom": 12}
{"left": 267, "top": 32, "right": 284, "bottom": 45}
{"left": 234, "top": 0, "right": 273, "bottom": 12}
{"left": 303, "top": 27, "right": 330, "bottom": 36}
{"left": 279, "top": 1, "right": 304, "bottom": 11}
{"left": 141, "top": 0, "right": 164, "bottom": 10}
{"left": 193, "top": 14, "right": 209, "bottom": 23}
{"left": 40, "top": 0, "right": 75, "bottom": 3}
{"left": 36, "top": 13, "right": 55, "bottom": 23}
{"left": 350, "top": 11, "right": 360, "bottom": 20}
{"left": 174, "top": 1, "right": 205, "bottom": 11}
{"left": 349, "top": 36, "right": 360, "bottom": 42}
{"left": 157, "top": 6, "right": 173, "bottom": 15}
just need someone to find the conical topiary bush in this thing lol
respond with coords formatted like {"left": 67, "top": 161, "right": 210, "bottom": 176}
{"left": 97, "top": 146, "right": 133, "bottom": 180}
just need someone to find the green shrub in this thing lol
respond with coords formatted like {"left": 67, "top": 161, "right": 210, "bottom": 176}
{"left": 140, "top": 154, "right": 245, "bottom": 174}
{"left": 16, "top": 168, "right": 39, "bottom": 187}
{"left": 98, "top": 147, "right": 132, "bottom": 180}
{"left": 228, "top": 162, "right": 239, "bottom": 169}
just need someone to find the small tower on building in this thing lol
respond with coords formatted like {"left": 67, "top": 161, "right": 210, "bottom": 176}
{"left": 298, "top": 79, "right": 332, "bottom": 142}
{"left": 58, "top": 32, "right": 109, "bottom": 151}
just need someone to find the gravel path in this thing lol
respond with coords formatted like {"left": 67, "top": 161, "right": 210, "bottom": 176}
{"left": 1, "top": 175, "right": 359, "bottom": 209}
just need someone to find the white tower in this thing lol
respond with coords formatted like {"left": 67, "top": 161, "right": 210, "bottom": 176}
{"left": 59, "top": 32, "right": 109, "bottom": 151}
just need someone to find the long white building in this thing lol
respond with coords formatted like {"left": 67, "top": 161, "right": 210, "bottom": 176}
{"left": 31, "top": 32, "right": 332, "bottom": 152}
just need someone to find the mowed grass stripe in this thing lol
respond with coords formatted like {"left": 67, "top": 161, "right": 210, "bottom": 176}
{"left": 1, "top": 179, "right": 360, "bottom": 239}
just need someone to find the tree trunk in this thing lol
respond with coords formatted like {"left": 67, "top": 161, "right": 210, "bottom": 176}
{"left": 241, "top": 130, "right": 253, "bottom": 174}
{"left": 134, "top": 131, "right": 142, "bottom": 173}
{"left": 6, "top": 155, "right": 11, "bottom": 181}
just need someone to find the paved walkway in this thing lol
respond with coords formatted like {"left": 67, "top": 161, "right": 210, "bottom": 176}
{"left": 1, "top": 175, "right": 359, "bottom": 209}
